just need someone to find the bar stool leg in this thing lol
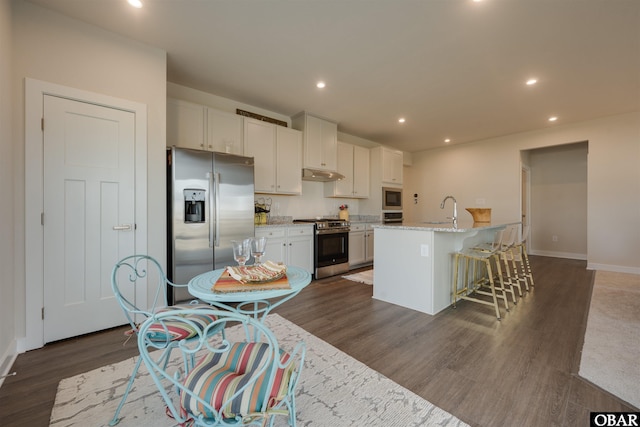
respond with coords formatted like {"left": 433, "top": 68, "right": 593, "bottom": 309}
{"left": 520, "top": 244, "right": 535, "bottom": 288}
{"left": 484, "top": 258, "right": 502, "bottom": 320}
{"left": 452, "top": 253, "right": 460, "bottom": 308}
{"left": 491, "top": 253, "right": 511, "bottom": 311}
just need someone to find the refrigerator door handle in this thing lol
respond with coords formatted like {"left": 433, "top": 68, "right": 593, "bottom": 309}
{"left": 208, "top": 172, "right": 215, "bottom": 248}
{"left": 214, "top": 172, "right": 221, "bottom": 247}
{"left": 208, "top": 172, "right": 221, "bottom": 248}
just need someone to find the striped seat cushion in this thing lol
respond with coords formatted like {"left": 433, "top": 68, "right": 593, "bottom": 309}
{"left": 146, "top": 304, "right": 217, "bottom": 342}
{"left": 180, "top": 342, "right": 294, "bottom": 420}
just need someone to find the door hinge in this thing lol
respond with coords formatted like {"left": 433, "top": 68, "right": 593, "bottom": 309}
{"left": 41, "top": 118, "right": 44, "bottom": 131}
{"left": 41, "top": 307, "right": 44, "bottom": 320}
{"left": 41, "top": 212, "right": 44, "bottom": 225}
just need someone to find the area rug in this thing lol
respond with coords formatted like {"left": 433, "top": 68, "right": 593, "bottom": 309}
{"left": 342, "top": 269, "right": 373, "bottom": 285}
{"left": 579, "top": 270, "right": 640, "bottom": 408}
{"left": 50, "top": 314, "right": 468, "bottom": 426}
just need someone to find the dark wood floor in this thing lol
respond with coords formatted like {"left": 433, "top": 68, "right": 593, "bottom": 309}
{"left": 0, "top": 256, "right": 636, "bottom": 426}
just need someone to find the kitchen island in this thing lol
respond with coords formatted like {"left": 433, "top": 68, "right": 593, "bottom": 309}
{"left": 371, "top": 220, "right": 520, "bottom": 315}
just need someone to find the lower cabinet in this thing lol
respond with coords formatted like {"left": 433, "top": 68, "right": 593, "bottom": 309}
{"left": 349, "top": 223, "right": 374, "bottom": 268}
{"left": 365, "top": 226, "right": 375, "bottom": 263}
{"left": 255, "top": 225, "right": 314, "bottom": 274}
{"left": 349, "top": 224, "right": 365, "bottom": 267}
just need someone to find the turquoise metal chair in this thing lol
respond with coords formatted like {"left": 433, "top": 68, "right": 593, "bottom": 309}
{"left": 138, "top": 308, "right": 306, "bottom": 427}
{"left": 109, "top": 255, "right": 222, "bottom": 426}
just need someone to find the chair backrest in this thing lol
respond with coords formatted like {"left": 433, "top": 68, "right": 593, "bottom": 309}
{"left": 488, "top": 229, "right": 505, "bottom": 251}
{"left": 111, "top": 254, "right": 185, "bottom": 334}
{"left": 138, "top": 309, "right": 306, "bottom": 426}
{"left": 501, "top": 225, "right": 518, "bottom": 247}
{"left": 520, "top": 224, "right": 530, "bottom": 244}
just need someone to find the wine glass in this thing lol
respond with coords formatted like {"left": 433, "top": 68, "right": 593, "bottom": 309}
{"left": 250, "top": 236, "right": 267, "bottom": 265}
{"left": 231, "top": 238, "right": 251, "bottom": 266}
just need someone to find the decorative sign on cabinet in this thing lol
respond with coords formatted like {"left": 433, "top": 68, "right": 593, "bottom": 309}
{"left": 243, "top": 117, "right": 302, "bottom": 195}
{"left": 325, "top": 142, "right": 370, "bottom": 198}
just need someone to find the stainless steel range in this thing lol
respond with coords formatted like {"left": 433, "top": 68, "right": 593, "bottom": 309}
{"left": 293, "top": 218, "right": 350, "bottom": 279}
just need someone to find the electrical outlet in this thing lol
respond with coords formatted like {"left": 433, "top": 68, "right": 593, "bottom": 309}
{"left": 475, "top": 198, "right": 486, "bottom": 206}
{"left": 552, "top": 235, "right": 558, "bottom": 242}
{"left": 420, "top": 244, "right": 429, "bottom": 257}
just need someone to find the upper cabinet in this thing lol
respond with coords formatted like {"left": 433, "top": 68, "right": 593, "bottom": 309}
{"left": 207, "top": 108, "right": 244, "bottom": 154}
{"left": 291, "top": 112, "right": 338, "bottom": 172}
{"left": 167, "top": 98, "right": 205, "bottom": 150}
{"left": 243, "top": 117, "right": 302, "bottom": 195}
{"left": 167, "top": 98, "right": 243, "bottom": 154}
{"left": 381, "top": 147, "right": 403, "bottom": 185}
{"left": 325, "top": 142, "right": 370, "bottom": 198}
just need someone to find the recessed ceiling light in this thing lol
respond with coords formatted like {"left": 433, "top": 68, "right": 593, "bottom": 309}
{"left": 526, "top": 78, "right": 538, "bottom": 86}
{"left": 444, "top": 138, "right": 451, "bottom": 143}
{"left": 398, "top": 118, "right": 406, "bottom": 124}
{"left": 548, "top": 116, "right": 558, "bottom": 122}
{"left": 316, "top": 81, "right": 326, "bottom": 89}
{"left": 127, "top": 0, "right": 143, "bottom": 8}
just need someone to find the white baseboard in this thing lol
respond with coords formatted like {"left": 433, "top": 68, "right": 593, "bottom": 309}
{"left": 586, "top": 263, "right": 640, "bottom": 275}
{"left": 529, "top": 249, "right": 587, "bottom": 260}
{"left": 0, "top": 340, "right": 18, "bottom": 389}
{"left": 529, "top": 250, "right": 640, "bottom": 275}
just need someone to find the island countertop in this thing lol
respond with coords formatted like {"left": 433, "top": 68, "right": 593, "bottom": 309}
{"left": 372, "top": 220, "right": 520, "bottom": 232}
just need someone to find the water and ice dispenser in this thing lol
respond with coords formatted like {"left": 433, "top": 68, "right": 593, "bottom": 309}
{"left": 184, "top": 189, "right": 205, "bottom": 223}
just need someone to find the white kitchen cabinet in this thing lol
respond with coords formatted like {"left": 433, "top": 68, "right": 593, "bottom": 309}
{"left": 255, "top": 226, "right": 313, "bottom": 274}
{"left": 255, "top": 227, "right": 287, "bottom": 264}
{"left": 167, "top": 98, "right": 244, "bottom": 154}
{"left": 244, "top": 118, "right": 302, "bottom": 195}
{"left": 275, "top": 126, "right": 303, "bottom": 194}
{"left": 381, "top": 147, "right": 403, "bottom": 185}
{"left": 207, "top": 108, "right": 244, "bottom": 154}
{"left": 286, "top": 227, "right": 314, "bottom": 274}
{"left": 167, "top": 98, "right": 206, "bottom": 150}
{"left": 244, "top": 118, "right": 275, "bottom": 193}
{"left": 349, "top": 223, "right": 366, "bottom": 267}
{"left": 365, "top": 225, "right": 375, "bottom": 263}
{"left": 292, "top": 112, "right": 338, "bottom": 172}
{"left": 325, "top": 142, "right": 370, "bottom": 198}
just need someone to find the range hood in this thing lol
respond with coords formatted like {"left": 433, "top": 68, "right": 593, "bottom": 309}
{"left": 302, "top": 168, "right": 345, "bottom": 182}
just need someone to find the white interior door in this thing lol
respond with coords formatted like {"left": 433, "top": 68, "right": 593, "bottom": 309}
{"left": 43, "top": 95, "right": 136, "bottom": 343}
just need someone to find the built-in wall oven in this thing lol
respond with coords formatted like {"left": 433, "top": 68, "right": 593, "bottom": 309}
{"left": 293, "top": 219, "right": 350, "bottom": 279}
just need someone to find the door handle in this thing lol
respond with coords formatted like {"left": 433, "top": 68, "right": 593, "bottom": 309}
{"left": 112, "top": 224, "right": 132, "bottom": 231}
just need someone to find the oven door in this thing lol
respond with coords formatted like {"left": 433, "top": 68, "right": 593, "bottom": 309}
{"left": 315, "top": 230, "right": 349, "bottom": 268}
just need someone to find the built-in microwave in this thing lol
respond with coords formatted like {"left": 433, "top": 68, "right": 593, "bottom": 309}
{"left": 382, "top": 187, "right": 403, "bottom": 210}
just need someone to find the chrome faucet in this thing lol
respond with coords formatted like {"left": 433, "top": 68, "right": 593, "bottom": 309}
{"left": 440, "top": 196, "right": 457, "bottom": 224}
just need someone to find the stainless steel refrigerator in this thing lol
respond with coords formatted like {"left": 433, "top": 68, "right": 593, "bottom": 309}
{"left": 167, "top": 147, "right": 255, "bottom": 303}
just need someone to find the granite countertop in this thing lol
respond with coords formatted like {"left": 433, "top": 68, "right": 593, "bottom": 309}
{"left": 372, "top": 220, "right": 520, "bottom": 232}
{"left": 256, "top": 222, "right": 311, "bottom": 228}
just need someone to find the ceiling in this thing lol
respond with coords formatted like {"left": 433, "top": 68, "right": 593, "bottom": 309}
{"left": 24, "top": 0, "right": 640, "bottom": 153}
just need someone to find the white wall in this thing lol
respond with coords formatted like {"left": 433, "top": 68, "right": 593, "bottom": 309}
{"left": 11, "top": 1, "right": 167, "bottom": 348}
{"left": 0, "top": 0, "right": 16, "bottom": 380}
{"left": 405, "top": 112, "right": 640, "bottom": 273}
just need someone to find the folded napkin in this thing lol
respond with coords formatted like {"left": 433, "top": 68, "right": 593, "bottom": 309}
{"left": 226, "top": 261, "right": 287, "bottom": 284}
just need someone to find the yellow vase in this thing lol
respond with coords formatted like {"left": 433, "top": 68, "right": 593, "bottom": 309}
{"left": 339, "top": 209, "right": 349, "bottom": 220}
